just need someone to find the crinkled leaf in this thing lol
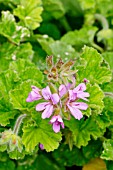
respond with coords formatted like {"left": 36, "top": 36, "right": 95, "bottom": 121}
{"left": 102, "top": 82, "right": 113, "bottom": 113}
{"left": 65, "top": 116, "right": 104, "bottom": 148}
{"left": 9, "top": 80, "right": 42, "bottom": 111}
{"left": 0, "top": 11, "right": 30, "bottom": 45}
{"left": 22, "top": 117, "right": 62, "bottom": 152}
{"left": 8, "top": 150, "right": 25, "bottom": 160}
{"left": 101, "top": 139, "right": 113, "bottom": 160}
{"left": 86, "top": 83, "right": 104, "bottom": 115}
{"left": 9, "top": 58, "right": 44, "bottom": 83}
{"left": 0, "top": 42, "right": 34, "bottom": 72}
{"left": 14, "top": 0, "right": 43, "bottom": 30}
{"left": 0, "top": 69, "right": 20, "bottom": 99}
{"left": 0, "top": 98, "right": 17, "bottom": 126}
{"left": 77, "top": 46, "right": 112, "bottom": 84}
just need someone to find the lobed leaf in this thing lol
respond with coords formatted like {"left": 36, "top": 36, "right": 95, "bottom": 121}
{"left": 22, "top": 116, "right": 62, "bottom": 152}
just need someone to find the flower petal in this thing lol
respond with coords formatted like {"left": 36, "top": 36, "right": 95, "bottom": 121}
{"left": 42, "top": 86, "right": 51, "bottom": 100}
{"left": 36, "top": 102, "right": 50, "bottom": 111}
{"left": 53, "top": 123, "right": 60, "bottom": 133}
{"left": 71, "top": 102, "right": 88, "bottom": 110}
{"left": 61, "top": 122, "right": 64, "bottom": 129}
{"left": 26, "top": 86, "right": 42, "bottom": 102}
{"left": 51, "top": 93, "right": 60, "bottom": 104}
{"left": 50, "top": 116, "right": 57, "bottom": 123}
{"left": 69, "top": 90, "right": 77, "bottom": 101}
{"left": 59, "top": 84, "right": 67, "bottom": 97}
{"left": 42, "top": 105, "right": 53, "bottom": 119}
{"left": 73, "top": 83, "right": 86, "bottom": 92}
{"left": 67, "top": 105, "right": 83, "bottom": 120}
{"left": 77, "top": 91, "right": 90, "bottom": 101}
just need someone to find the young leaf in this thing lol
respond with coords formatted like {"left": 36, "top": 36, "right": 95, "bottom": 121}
{"left": 0, "top": 11, "right": 30, "bottom": 45}
{"left": 14, "top": 0, "right": 43, "bottom": 30}
{"left": 101, "top": 139, "right": 113, "bottom": 160}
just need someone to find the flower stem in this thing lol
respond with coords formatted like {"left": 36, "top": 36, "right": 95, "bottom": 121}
{"left": 13, "top": 114, "right": 27, "bottom": 135}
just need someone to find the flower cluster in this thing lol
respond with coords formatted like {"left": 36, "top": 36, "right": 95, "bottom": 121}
{"left": 26, "top": 82, "right": 89, "bottom": 133}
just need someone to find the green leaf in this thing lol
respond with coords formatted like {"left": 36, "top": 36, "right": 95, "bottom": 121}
{"left": 77, "top": 46, "right": 112, "bottom": 84}
{"left": 101, "top": 139, "right": 113, "bottom": 160}
{"left": 86, "top": 83, "right": 104, "bottom": 115}
{"left": 0, "top": 69, "right": 20, "bottom": 99}
{"left": 0, "top": 42, "right": 34, "bottom": 72}
{"left": 61, "top": 26, "right": 98, "bottom": 50}
{"left": 82, "top": 139, "right": 102, "bottom": 160}
{"left": 42, "top": 0, "right": 65, "bottom": 19}
{"left": 0, "top": 11, "right": 30, "bottom": 45}
{"left": 9, "top": 80, "right": 42, "bottom": 111}
{"left": 14, "top": 0, "right": 43, "bottom": 30}
{"left": 8, "top": 150, "right": 25, "bottom": 160}
{"left": 22, "top": 116, "right": 62, "bottom": 152}
{"left": 65, "top": 116, "right": 104, "bottom": 148}
{"left": 102, "top": 52, "right": 113, "bottom": 71}
{"left": 62, "top": 0, "right": 83, "bottom": 17}
{"left": 9, "top": 58, "right": 44, "bottom": 83}
{"left": 0, "top": 98, "right": 17, "bottom": 126}
{"left": 33, "top": 154, "right": 65, "bottom": 170}
{"left": 0, "top": 159, "right": 15, "bottom": 170}
{"left": 78, "top": 0, "right": 95, "bottom": 10}
{"left": 37, "top": 35, "right": 79, "bottom": 61}
{"left": 52, "top": 144, "right": 88, "bottom": 167}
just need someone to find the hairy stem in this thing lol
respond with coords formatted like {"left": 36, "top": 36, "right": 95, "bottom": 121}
{"left": 13, "top": 114, "right": 27, "bottom": 135}
{"left": 104, "top": 92, "right": 113, "bottom": 98}
{"left": 94, "top": 13, "right": 109, "bottom": 30}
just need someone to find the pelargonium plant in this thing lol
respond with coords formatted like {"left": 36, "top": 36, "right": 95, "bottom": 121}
{"left": 26, "top": 56, "right": 89, "bottom": 133}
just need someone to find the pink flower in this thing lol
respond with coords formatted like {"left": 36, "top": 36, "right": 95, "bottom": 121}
{"left": 26, "top": 86, "right": 42, "bottom": 102}
{"left": 71, "top": 83, "right": 90, "bottom": 101}
{"left": 50, "top": 115, "right": 64, "bottom": 133}
{"left": 39, "top": 143, "right": 44, "bottom": 150}
{"left": 67, "top": 101, "right": 88, "bottom": 120}
{"left": 66, "top": 83, "right": 89, "bottom": 120}
{"left": 36, "top": 86, "right": 60, "bottom": 119}
{"left": 59, "top": 83, "right": 71, "bottom": 98}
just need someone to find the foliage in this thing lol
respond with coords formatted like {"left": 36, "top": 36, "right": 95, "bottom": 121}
{"left": 0, "top": 0, "right": 113, "bottom": 169}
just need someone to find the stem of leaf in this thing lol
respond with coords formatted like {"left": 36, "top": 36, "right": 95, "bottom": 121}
{"left": 91, "top": 42, "right": 104, "bottom": 53}
{"left": 13, "top": 114, "right": 27, "bottom": 135}
{"left": 94, "top": 14, "right": 109, "bottom": 30}
{"left": 59, "top": 16, "right": 72, "bottom": 32}
{"left": 104, "top": 92, "right": 113, "bottom": 98}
